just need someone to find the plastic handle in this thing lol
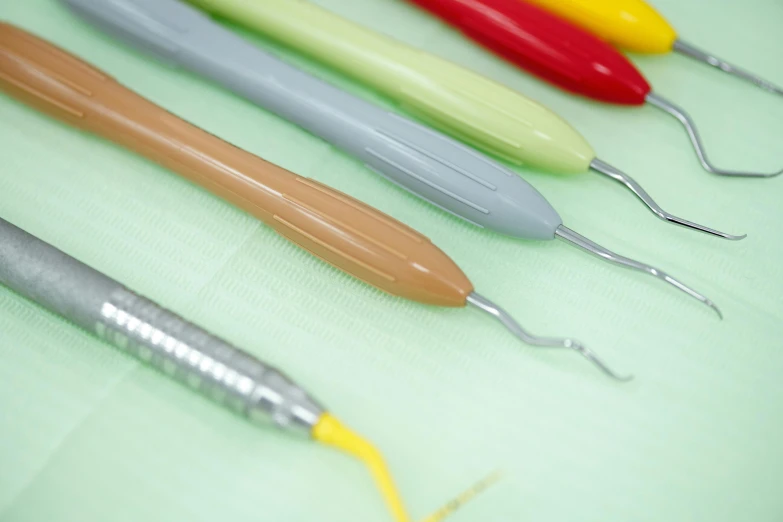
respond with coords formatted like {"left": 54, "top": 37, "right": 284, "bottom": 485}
{"left": 60, "top": 0, "right": 562, "bottom": 240}
{"left": 187, "top": 0, "right": 595, "bottom": 174}
{"left": 408, "top": 0, "right": 650, "bottom": 105}
{"left": 0, "top": 22, "right": 473, "bottom": 307}
{"left": 0, "top": 217, "right": 323, "bottom": 435}
{"left": 523, "top": 0, "right": 677, "bottom": 54}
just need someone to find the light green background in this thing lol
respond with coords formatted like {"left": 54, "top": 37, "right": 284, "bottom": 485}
{"left": 1, "top": 0, "right": 782, "bottom": 520}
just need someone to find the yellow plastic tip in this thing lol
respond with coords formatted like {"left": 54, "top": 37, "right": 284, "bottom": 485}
{"left": 313, "top": 413, "right": 502, "bottom": 522}
{"left": 313, "top": 413, "right": 411, "bottom": 522}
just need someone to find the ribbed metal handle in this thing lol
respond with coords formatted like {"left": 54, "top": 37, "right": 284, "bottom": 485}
{"left": 0, "top": 217, "right": 323, "bottom": 435}
{"left": 96, "top": 287, "right": 323, "bottom": 433}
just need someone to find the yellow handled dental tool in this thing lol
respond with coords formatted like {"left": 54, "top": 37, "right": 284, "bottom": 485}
{"left": 523, "top": 0, "right": 783, "bottom": 98}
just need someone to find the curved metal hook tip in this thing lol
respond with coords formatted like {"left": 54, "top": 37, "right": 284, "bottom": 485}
{"left": 467, "top": 292, "right": 633, "bottom": 382}
{"left": 646, "top": 92, "right": 783, "bottom": 178}
{"left": 555, "top": 225, "right": 722, "bottom": 319}
{"left": 590, "top": 158, "right": 746, "bottom": 240}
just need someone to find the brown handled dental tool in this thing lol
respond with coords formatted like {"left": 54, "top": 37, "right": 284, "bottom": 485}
{"left": 0, "top": 23, "right": 629, "bottom": 380}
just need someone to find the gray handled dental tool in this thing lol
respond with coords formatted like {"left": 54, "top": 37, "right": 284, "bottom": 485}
{"left": 59, "top": 0, "right": 722, "bottom": 318}
{"left": 0, "top": 217, "right": 324, "bottom": 435}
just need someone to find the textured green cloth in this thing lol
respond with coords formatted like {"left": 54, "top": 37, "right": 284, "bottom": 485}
{"left": 1, "top": 0, "right": 782, "bottom": 520}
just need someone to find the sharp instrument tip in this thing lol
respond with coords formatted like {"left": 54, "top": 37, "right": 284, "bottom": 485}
{"left": 555, "top": 225, "right": 722, "bottom": 319}
{"left": 646, "top": 92, "right": 783, "bottom": 178}
{"left": 590, "top": 159, "right": 746, "bottom": 240}
{"left": 674, "top": 39, "right": 783, "bottom": 100}
{"left": 467, "top": 292, "right": 632, "bottom": 382}
{"left": 705, "top": 299, "right": 723, "bottom": 320}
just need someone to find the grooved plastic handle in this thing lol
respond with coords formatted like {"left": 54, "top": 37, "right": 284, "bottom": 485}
{"left": 0, "top": 22, "right": 473, "bottom": 307}
{"left": 523, "top": 0, "right": 677, "bottom": 54}
{"left": 59, "top": 0, "right": 562, "bottom": 240}
{"left": 408, "top": 0, "right": 650, "bottom": 105}
{"left": 187, "top": 0, "right": 595, "bottom": 174}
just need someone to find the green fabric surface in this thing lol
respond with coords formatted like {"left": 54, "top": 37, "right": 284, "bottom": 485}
{"left": 1, "top": 0, "right": 782, "bottom": 520}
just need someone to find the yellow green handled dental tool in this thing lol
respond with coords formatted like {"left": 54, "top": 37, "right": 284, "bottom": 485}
{"left": 192, "top": 0, "right": 590, "bottom": 172}
{"left": 186, "top": 0, "right": 742, "bottom": 241}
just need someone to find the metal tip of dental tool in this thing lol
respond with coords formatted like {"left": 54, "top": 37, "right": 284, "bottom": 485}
{"left": 646, "top": 92, "right": 783, "bottom": 178}
{"left": 554, "top": 225, "right": 722, "bottom": 319}
{"left": 673, "top": 39, "right": 783, "bottom": 98}
{"left": 589, "top": 158, "right": 746, "bottom": 240}
{"left": 466, "top": 292, "right": 632, "bottom": 382}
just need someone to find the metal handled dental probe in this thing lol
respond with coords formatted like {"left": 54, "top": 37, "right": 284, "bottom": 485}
{"left": 0, "top": 215, "right": 327, "bottom": 438}
{"left": 0, "top": 22, "right": 626, "bottom": 380}
{"left": 54, "top": 0, "right": 720, "bottom": 321}
{"left": 0, "top": 216, "right": 414, "bottom": 522}
{"left": 407, "top": 0, "right": 781, "bottom": 179}
{"left": 523, "top": 0, "right": 783, "bottom": 99}
{"left": 183, "top": 0, "right": 745, "bottom": 236}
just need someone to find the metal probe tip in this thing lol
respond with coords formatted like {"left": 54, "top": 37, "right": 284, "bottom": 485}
{"left": 466, "top": 292, "right": 632, "bottom": 382}
{"left": 590, "top": 158, "right": 746, "bottom": 240}
{"left": 555, "top": 225, "right": 722, "bottom": 319}
{"left": 674, "top": 39, "right": 783, "bottom": 99}
{"left": 646, "top": 92, "right": 782, "bottom": 178}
